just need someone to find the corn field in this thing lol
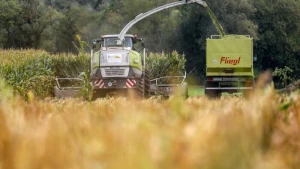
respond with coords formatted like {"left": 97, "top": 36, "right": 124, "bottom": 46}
{"left": 146, "top": 51, "right": 186, "bottom": 80}
{"left": 0, "top": 50, "right": 300, "bottom": 169}
{"left": 0, "top": 50, "right": 89, "bottom": 99}
{"left": 0, "top": 50, "right": 186, "bottom": 99}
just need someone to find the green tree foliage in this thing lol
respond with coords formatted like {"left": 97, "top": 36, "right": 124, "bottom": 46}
{"left": 0, "top": 50, "right": 87, "bottom": 99}
{"left": 0, "top": 0, "right": 21, "bottom": 48}
{"left": 0, "top": 0, "right": 59, "bottom": 49}
{"left": 253, "top": 0, "right": 300, "bottom": 79}
{"left": 0, "top": 0, "right": 300, "bottom": 82}
{"left": 273, "top": 66, "right": 294, "bottom": 88}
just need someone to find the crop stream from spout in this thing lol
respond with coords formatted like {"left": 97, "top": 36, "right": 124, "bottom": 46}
{"left": 206, "top": 6, "right": 225, "bottom": 37}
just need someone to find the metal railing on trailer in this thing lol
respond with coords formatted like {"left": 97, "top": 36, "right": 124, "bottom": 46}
{"left": 150, "top": 72, "right": 187, "bottom": 96}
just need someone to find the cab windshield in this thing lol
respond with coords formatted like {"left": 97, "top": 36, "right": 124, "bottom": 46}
{"left": 104, "top": 37, "right": 133, "bottom": 48}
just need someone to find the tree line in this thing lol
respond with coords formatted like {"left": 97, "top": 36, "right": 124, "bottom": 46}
{"left": 0, "top": 0, "right": 300, "bottom": 83}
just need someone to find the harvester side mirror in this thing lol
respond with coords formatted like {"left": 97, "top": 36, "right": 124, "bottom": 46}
{"left": 141, "top": 41, "right": 145, "bottom": 48}
{"left": 136, "top": 38, "right": 144, "bottom": 48}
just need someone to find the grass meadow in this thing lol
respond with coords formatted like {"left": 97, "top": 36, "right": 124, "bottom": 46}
{"left": 0, "top": 50, "right": 300, "bottom": 169}
{"left": 188, "top": 86, "right": 204, "bottom": 97}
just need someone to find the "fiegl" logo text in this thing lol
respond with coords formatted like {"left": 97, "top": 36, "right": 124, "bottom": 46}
{"left": 220, "top": 57, "right": 241, "bottom": 65}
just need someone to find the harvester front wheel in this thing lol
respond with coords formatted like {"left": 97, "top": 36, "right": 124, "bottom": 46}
{"left": 205, "top": 89, "right": 221, "bottom": 98}
{"left": 137, "top": 70, "right": 151, "bottom": 98}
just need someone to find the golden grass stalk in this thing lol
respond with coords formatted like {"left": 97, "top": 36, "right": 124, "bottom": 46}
{"left": 0, "top": 77, "right": 300, "bottom": 169}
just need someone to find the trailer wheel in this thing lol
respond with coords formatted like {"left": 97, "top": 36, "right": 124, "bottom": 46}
{"left": 205, "top": 82, "right": 221, "bottom": 99}
{"left": 205, "top": 89, "right": 221, "bottom": 98}
{"left": 92, "top": 90, "right": 107, "bottom": 100}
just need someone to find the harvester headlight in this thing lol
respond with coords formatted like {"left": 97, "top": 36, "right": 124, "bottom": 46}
{"left": 122, "top": 54, "right": 129, "bottom": 63}
{"left": 100, "top": 54, "right": 107, "bottom": 63}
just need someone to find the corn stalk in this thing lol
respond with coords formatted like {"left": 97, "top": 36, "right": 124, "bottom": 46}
{"left": 74, "top": 35, "right": 93, "bottom": 101}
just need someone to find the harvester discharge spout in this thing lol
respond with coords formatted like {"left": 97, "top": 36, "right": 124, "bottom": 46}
{"left": 117, "top": 0, "right": 208, "bottom": 44}
{"left": 188, "top": 0, "right": 207, "bottom": 7}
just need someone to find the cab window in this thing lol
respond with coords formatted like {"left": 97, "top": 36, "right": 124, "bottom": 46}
{"left": 104, "top": 37, "right": 132, "bottom": 48}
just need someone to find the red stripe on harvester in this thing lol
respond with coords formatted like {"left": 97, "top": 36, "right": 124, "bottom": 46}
{"left": 125, "top": 79, "right": 137, "bottom": 88}
{"left": 99, "top": 83, "right": 105, "bottom": 89}
{"left": 94, "top": 79, "right": 104, "bottom": 89}
{"left": 94, "top": 80, "right": 103, "bottom": 87}
{"left": 132, "top": 80, "right": 137, "bottom": 84}
{"left": 126, "top": 82, "right": 132, "bottom": 88}
{"left": 94, "top": 80, "right": 100, "bottom": 87}
{"left": 127, "top": 80, "right": 134, "bottom": 86}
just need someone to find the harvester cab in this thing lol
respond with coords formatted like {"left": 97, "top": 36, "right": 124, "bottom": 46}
{"left": 93, "top": 35, "right": 144, "bottom": 51}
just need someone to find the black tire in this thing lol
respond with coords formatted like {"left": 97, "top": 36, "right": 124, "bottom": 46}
{"left": 205, "top": 89, "right": 221, "bottom": 98}
{"left": 205, "top": 81, "right": 221, "bottom": 99}
{"left": 137, "top": 70, "right": 151, "bottom": 98}
{"left": 92, "top": 89, "right": 107, "bottom": 100}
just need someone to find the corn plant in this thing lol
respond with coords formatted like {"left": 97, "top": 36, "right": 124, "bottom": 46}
{"left": 146, "top": 51, "right": 186, "bottom": 80}
{"left": 273, "top": 66, "right": 294, "bottom": 88}
{"left": 74, "top": 35, "right": 93, "bottom": 101}
{"left": 0, "top": 49, "right": 89, "bottom": 99}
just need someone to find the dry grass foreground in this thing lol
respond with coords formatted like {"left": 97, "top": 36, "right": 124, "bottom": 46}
{"left": 0, "top": 80, "right": 300, "bottom": 169}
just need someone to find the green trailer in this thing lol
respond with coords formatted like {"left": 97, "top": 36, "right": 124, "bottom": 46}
{"left": 205, "top": 35, "right": 255, "bottom": 97}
